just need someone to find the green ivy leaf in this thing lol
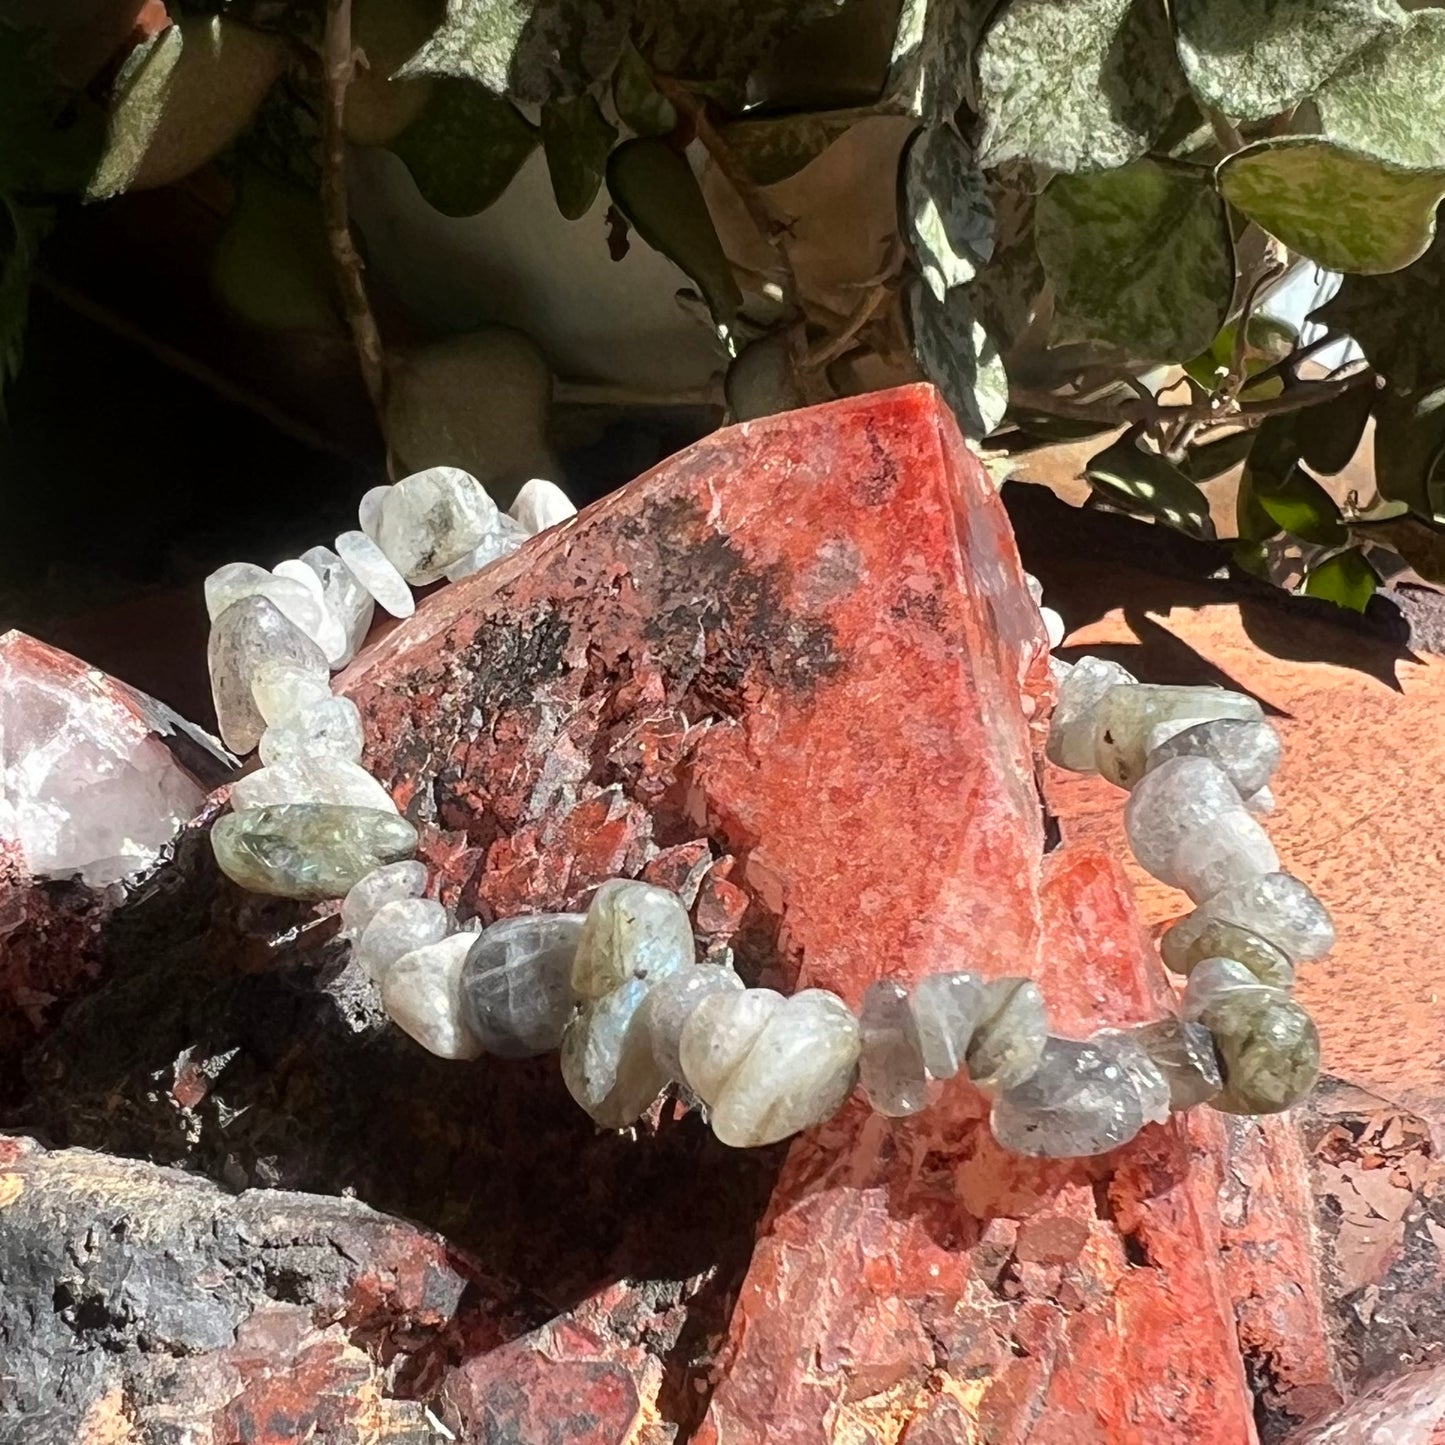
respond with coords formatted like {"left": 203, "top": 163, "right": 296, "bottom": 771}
{"left": 1234, "top": 468, "right": 1279, "bottom": 545}
{"left": 1302, "top": 547, "right": 1378, "bottom": 610}
{"left": 389, "top": 79, "right": 537, "bottom": 216}
{"left": 605, "top": 138, "right": 742, "bottom": 327}
{"left": 975, "top": 0, "right": 1188, "bottom": 173}
{"left": 1185, "top": 427, "right": 1256, "bottom": 481}
{"left": 1299, "top": 381, "right": 1375, "bottom": 475}
{"left": 1037, "top": 159, "right": 1233, "bottom": 361}
{"left": 721, "top": 108, "right": 874, "bottom": 187}
{"left": 1372, "top": 385, "right": 1445, "bottom": 518}
{"left": 1085, "top": 435, "right": 1215, "bottom": 538}
{"left": 908, "top": 279, "right": 1008, "bottom": 438}
{"left": 611, "top": 41, "right": 673, "bottom": 137}
{"left": 1316, "top": 11, "right": 1445, "bottom": 170}
{"left": 1240, "top": 412, "right": 1348, "bottom": 545}
{"left": 903, "top": 123, "right": 993, "bottom": 302}
{"left": 540, "top": 93, "right": 615, "bottom": 219}
{"left": 1173, "top": 0, "right": 1404, "bottom": 123}
{"left": 85, "top": 25, "right": 185, "bottom": 201}
{"left": 1255, "top": 464, "right": 1349, "bottom": 545}
{"left": 886, "top": 0, "right": 997, "bottom": 120}
{"left": 397, "top": 0, "right": 630, "bottom": 105}
{"left": 1218, "top": 138, "right": 1445, "bottom": 274}
{"left": 1312, "top": 229, "right": 1445, "bottom": 392}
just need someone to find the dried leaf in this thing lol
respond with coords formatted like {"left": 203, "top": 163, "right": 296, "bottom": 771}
{"left": 722, "top": 109, "right": 874, "bottom": 188}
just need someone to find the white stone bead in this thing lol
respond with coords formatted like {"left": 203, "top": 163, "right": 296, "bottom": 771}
{"left": 572, "top": 878, "right": 696, "bottom": 1000}
{"left": 335, "top": 530, "right": 415, "bottom": 618}
{"left": 1245, "top": 785, "right": 1275, "bottom": 815}
{"left": 250, "top": 661, "right": 333, "bottom": 727}
{"left": 1094, "top": 684, "right": 1264, "bottom": 789}
{"left": 358, "top": 484, "right": 391, "bottom": 540}
{"left": 273, "top": 559, "right": 348, "bottom": 664}
{"left": 1161, "top": 872, "right": 1335, "bottom": 969}
{"left": 259, "top": 695, "right": 365, "bottom": 768}
{"left": 204, "top": 562, "right": 271, "bottom": 619}
{"left": 230, "top": 755, "right": 398, "bottom": 813}
{"left": 209, "top": 596, "right": 329, "bottom": 754}
{"left": 205, "top": 562, "right": 331, "bottom": 655}
{"left": 1039, "top": 606, "right": 1065, "bottom": 649}
{"left": 381, "top": 933, "right": 483, "bottom": 1059}
{"left": 509, "top": 477, "right": 576, "bottom": 534}
{"left": 375, "top": 467, "right": 497, "bottom": 584}
{"left": 1145, "top": 718, "right": 1282, "bottom": 798}
{"left": 1023, "top": 572, "right": 1044, "bottom": 606}
{"left": 443, "top": 512, "right": 530, "bottom": 581}
{"left": 1123, "top": 755, "right": 1243, "bottom": 886}
{"left": 1170, "top": 809, "right": 1280, "bottom": 904}
{"left": 561, "top": 975, "right": 669, "bottom": 1128}
{"left": 341, "top": 860, "right": 429, "bottom": 937}
{"left": 1046, "top": 656, "right": 1136, "bottom": 774}
{"left": 708, "top": 989, "right": 861, "bottom": 1148}
{"left": 356, "top": 896, "right": 450, "bottom": 980}
{"left": 644, "top": 964, "right": 745, "bottom": 1082}
{"left": 679, "top": 987, "right": 785, "bottom": 1105}
{"left": 301, "top": 545, "right": 376, "bottom": 667}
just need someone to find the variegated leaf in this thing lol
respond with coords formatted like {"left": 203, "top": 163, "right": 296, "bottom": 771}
{"left": 1218, "top": 138, "right": 1445, "bottom": 274}
{"left": 976, "top": 0, "right": 1186, "bottom": 173}
{"left": 1173, "top": 0, "right": 1404, "bottom": 123}
{"left": 909, "top": 280, "right": 1008, "bottom": 437}
{"left": 1037, "top": 159, "right": 1232, "bottom": 361}
{"left": 904, "top": 123, "right": 993, "bottom": 301}
{"left": 1085, "top": 437, "right": 1215, "bottom": 539}
{"left": 86, "top": 25, "right": 184, "bottom": 200}
{"left": 886, "top": 0, "right": 996, "bottom": 119}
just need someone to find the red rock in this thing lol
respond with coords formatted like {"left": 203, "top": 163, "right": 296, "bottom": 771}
{"left": 334, "top": 386, "right": 1265, "bottom": 1440}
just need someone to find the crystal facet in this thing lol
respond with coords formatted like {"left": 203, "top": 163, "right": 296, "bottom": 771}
{"left": 1123, "top": 755, "right": 1244, "bottom": 886}
{"left": 509, "top": 477, "right": 576, "bottom": 534}
{"left": 1046, "top": 656, "right": 1136, "bottom": 774}
{"left": 208, "top": 596, "right": 329, "bottom": 753}
{"left": 1161, "top": 872, "right": 1335, "bottom": 970}
{"left": 859, "top": 980, "right": 929, "bottom": 1117}
{"left": 355, "top": 896, "right": 450, "bottom": 981}
{"left": 340, "top": 860, "right": 429, "bottom": 937}
{"left": 230, "top": 755, "right": 397, "bottom": 813}
{"left": 1129, "top": 1017, "right": 1222, "bottom": 1111}
{"left": 911, "top": 970, "right": 985, "bottom": 1079}
{"left": 459, "top": 912, "right": 586, "bottom": 1058}
{"left": 210, "top": 804, "right": 417, "bottom": 899}
{"left": 966, "top": 977, "right": 1048, "bottom": 1092}
{"left": 258, "top": 696, "right": 365, "bottom": 768}
{"left": 381, "top": 933, "right": 483, "bottom": 1060}
{"left": 335, "top": 530, "right": 415, "bottom": 619}
{"left": 1144, "top": 718, "right": 1282, "bottom": 797}
{"left": 572, "top": 878, "right": 696, "bottom": 999}
{"left": 1094, "top": 684, "right": 1264, "bottom": 789}
{"left": 643, "top": 964, "right": 745, "bottom": 1082}
{"left": 375, "top": 467, "right": 497, "bottom": 584}
{"left": 1170, "top": 809, "right": 1280, "bottom": 903}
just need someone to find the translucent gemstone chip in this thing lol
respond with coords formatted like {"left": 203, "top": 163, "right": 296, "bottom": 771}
{"left": 208, "top": 596, "right": 328, "bottom": 754}
{"left": 460, "top": 912, "right": 587, "bottom": 1058}
{"left": 859, "top": 980, "right": 929, "bottom": 1117}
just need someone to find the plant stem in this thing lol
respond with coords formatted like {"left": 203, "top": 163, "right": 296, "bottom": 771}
{"left": 320, "top": 0, "right": 389, "bottom": 451}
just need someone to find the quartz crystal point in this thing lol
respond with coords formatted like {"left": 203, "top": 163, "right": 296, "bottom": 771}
{"left": 340, "top": 860, "right": 428, "bottom": 937}
{"left": 911, "top": 971, "right": 985, "bottom": 1079}
{"left": 374, "top": 467, "right": 497, "bottom": 584}
{"left": 965, "top": 978, "right": 1049, "bottom": 1092}
{"left": 230, "top": 755, "right": 397, "bottom": 813}
{"left": 1046, "top": 656, "right": 1136, "bottom": 773}
{"left": 381, "top": 933, "right": 484, "bottom": 1060}
{"left": 258, "top": 696, "right": 365, "bottom": 767}
{"left": 643, "top": 963, "right": 745, "bottom": 1082}
{"left": 687, "top": 989, "right": 861, "bottom": 1149}
{"left": 562, "top": 975, "right": 675, "bottom": 1129}
{"left": 459, "top": 912, "right": 586, "bottom": 1058}
{"left": 335, "top": 531, "right": 415, "bottom": 619}
{"left": 859, "top": 980, "right": 929, "bottom": 1117}
{"left": 509, "top": 477, "right": 577, "bottom": 534}
{"left": 1144, "top": 718, "right": 1282, "bottom": 797}
{"left": 443, "top": 512, "right": 530, "bottom": 582}
{"left": 1128, "top": 1017, "right": 1222, "bottom": 1111}
{"left": 300, "top": 546, "right": 376, "bottom": 667}
{"left": 1161, "top": 872, "right": 1335, "bottom": 971}
{"left": 1093, "top": 684, "right": 1264, "bottom": 789}
{"left": 1170, "top": 809, "right": 1279, "bottom": 904}
{"left": 572, "top": 878, "right": 696, "bottom": 1000}
{"left": 210, "top": 804, "right": 417, "bottom": 899}
{"left": 355, "top": 897, "right": 450, "bottom": 981}
{"left": 990, "top": 1034, "right": 1161, "bottom": 1157}
{"left": 1183, "top": 959, "right": 1321, "bottom": 1114}
{"left": 208, "top": 596, "right": 328, "bottom": 753}
{"left": 1163, "top": 916, "right": 1295, "bottom": 987}
{"left": 1123, "top": 755, "right": 1244, "bottom": 886}
{"left": 250, "top": 661, "right": 332, "bottom": 727}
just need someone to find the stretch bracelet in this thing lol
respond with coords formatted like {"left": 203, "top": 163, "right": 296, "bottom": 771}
{"left": 206, "top": 467, "right": 1332, "bottom": 1158}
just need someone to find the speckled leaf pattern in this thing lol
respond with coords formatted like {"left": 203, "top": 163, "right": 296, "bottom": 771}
{"left": 636, "top": 0, "right": 848, "bottom": 87}
{"left": 1218, "top": 138, "right": 1445, "bottom": 274}
{"left": 722, "top": 109, "right": 874, "bottom": 187}
{"left": 904, "top": 123, "right": 993, "bottom": 302}
{"left": 85, "top": 25, "right": 184, "bottom": 200}
{"left": 398, "top": 0, "right": 630, "bottom": 104}
{"left": 1085, "top": 437, "right": 1215, "bottom": 539}
{"left": 1036, "top": 159, "right": 1232, "bottom": 362}
{"left": 611, "top": 41, "right": 674, "bottom": 137}
{"left": 389, "top": 79, "right": 537, "bottom": 216}
{"left": 1316, "top": 11, "right": 1445, "bottom": 170}
{"left": 908, "top": 280, "right": 1008, "bottom": 438}
{"left": 886, "top": 0, "right": 996, "bottom": 119}
{"left": 541, "top": 94, "right": 616, "bottom": 220}
{"left": 975, "top": 0, "right": 1187, "bottom": 173}
{"left": 1313, "top": 230, "right": 1445, "bottom": 391}
{"left": 1173, "top": 0, "right": 1405, "bottom": 123}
